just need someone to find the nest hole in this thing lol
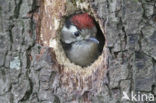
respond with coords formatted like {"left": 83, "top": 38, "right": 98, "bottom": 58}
{"left": 38, "top": 0, "right": 107, "bottom": 75}
{"left": 38, "top": 1, "right": 108, "bottom": 96}
{"left": 55, "top": 12, "right": 106, "bottom": 73}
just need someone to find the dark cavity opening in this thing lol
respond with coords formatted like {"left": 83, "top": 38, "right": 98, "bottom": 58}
{"left": 94, "top": 19, "right": 105, "bottom": 54}
{"left": 61, "top": 13, "right": 105, "bottom": 67}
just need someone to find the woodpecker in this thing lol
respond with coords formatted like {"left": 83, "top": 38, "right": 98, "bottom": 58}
{"left": 61, "top": 13, "right": 100, "bottom": 67}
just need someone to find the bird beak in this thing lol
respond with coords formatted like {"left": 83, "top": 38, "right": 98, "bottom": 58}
{"left": 88, "top": 37, "right": 99, "bottom": 44}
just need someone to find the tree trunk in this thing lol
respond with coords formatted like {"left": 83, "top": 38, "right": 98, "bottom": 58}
{"left": 0, "top": 0, "right": 156, "bottom": 103}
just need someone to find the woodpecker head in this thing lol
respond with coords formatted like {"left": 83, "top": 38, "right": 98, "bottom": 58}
{"left": 61, "top": 13, "right": 98, "bottom": 44}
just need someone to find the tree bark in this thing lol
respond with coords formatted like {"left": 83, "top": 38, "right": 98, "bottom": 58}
{"left": 0, "top": 0, "right": 156, "bottom": 103}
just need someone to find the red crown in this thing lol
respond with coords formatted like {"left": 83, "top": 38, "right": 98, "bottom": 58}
{"left": 71, "top": 13, "right": 95, "bottom": 29}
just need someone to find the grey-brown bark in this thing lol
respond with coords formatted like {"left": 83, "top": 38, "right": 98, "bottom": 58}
{"left": 0, "top": 0, "right": 156, "bottom": 103}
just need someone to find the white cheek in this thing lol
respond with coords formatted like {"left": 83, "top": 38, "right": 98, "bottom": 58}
{"left": 69, "top": 25, "right": 78, "bottom": 33}
{"left": 62, "top": 25, "right": 78, "bottom": 34}
{"left": 62, "top": 26, "right": 68, "bottom": 32}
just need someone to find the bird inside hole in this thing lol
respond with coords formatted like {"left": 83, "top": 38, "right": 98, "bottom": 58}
{"left": 61, "top": 13, "right": 101, "bottom": 67}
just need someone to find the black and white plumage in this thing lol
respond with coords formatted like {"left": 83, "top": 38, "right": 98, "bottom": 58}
{"left": 61, "top": 13, "right": 100, "bottom": 66}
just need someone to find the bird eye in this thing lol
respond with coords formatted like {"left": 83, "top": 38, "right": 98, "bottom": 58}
{"left": 74, "top": 31, "right": 80, "bottom": 37}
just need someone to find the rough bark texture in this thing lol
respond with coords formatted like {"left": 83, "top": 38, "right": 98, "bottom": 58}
{"left": 0, "top": 0, "right": 156, "bottom": 103}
